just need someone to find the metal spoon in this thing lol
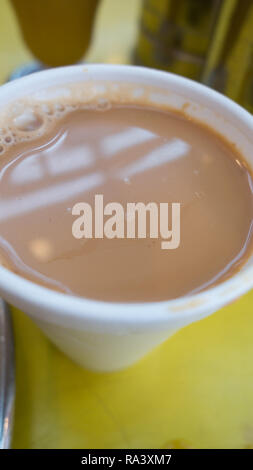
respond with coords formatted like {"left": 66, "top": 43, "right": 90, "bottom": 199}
{"left": 0, "top": 301, "right": 15, "bottom": 449}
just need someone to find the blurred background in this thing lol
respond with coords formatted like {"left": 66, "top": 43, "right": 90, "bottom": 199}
{"left": 1, "top": 0, "right": 252, "bottom": 111}
{"left": 1, "top": 0, "right": 253, "bottom": 450}
{"left": 0, "top": 0, "right": 141, "bottom": 81}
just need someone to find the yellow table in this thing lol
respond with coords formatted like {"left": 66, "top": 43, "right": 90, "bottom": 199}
{"left": 11, "top": 291, "right": 253, "bottom": 449}
{"left": 1, "top": 0, "right": 253, "bottom": 449}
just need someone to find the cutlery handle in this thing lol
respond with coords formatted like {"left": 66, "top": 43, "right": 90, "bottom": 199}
{"left": 0, "top": 301, "right": 15, "bottom": 449}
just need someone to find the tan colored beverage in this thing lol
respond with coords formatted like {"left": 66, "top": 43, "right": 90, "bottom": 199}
{"left": 0, "top": 99, "right": 252, "bottom": 302}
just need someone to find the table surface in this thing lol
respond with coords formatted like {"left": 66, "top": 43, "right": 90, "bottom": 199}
{"left": 0, "top": 0, "right": 253, "bottom": 449}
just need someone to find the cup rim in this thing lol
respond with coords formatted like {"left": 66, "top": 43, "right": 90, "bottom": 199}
{"left": 0, "top": 63, "right": 252, "bottom": 327}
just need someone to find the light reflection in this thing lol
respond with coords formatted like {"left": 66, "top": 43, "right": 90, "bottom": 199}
{"left": 235, "top": 158, "right": 243, "bottom": 168}
{"left": 46, "top": 145, "right": 93, "bottom": 175}
{"left": 189, "top": 219, "right": 253, "bottom": 296}
{"left": 247, "top": 172, "right": 253, "bottom": 195}
{"left": 102, "top": 127, "right": 156, "bottom": 157}
{"left": 29, "top": 238, "right": 53, "bottom": 262}
{"left": 11, "top": 131, "right": 94, "bottom": 184}
{"left": 118, "top": 139, "right": 190, "bottom": 178}
{"left": 9, "top": 131, "right": 64, "bottom": 185}
{"left": 11, "top": 156, "right": 43, "bottom": 184}
{"left": 0, "top": 235, "right": 71, "bottom": 293}
{"left": 0, "top": 172, "right": 104, "bottom": 221}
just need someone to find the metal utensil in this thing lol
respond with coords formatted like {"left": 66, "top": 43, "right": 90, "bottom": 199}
{"left": 0, "top": 301, "right": 15, "bottom": 449}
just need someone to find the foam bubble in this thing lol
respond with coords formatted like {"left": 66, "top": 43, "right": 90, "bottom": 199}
{"left": 41, "top": 104, "right": 51, "bottom": 115}
{"left": 95, "top": 98, "right": 112, "bottom": 111}
{"left": 4, "top": 135, "right": 13, "bottom": 145}
{"left": 54, "top": 103, "right": 65, "bottom": 113}
{"left": 13, "top": 109, "right": 44, "bottom": 132}
{"left": 0, "top": 80, "right": 156, "bottom": 155}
